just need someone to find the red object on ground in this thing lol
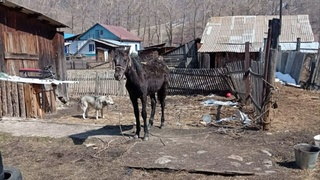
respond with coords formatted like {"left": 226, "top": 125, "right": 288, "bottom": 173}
{"left": 226, "top": 92, "right": 232, "bottom": 97}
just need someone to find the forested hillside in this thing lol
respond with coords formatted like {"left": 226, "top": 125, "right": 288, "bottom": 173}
{"left": 10, "top": 0, "right": 320, "bottom": 46}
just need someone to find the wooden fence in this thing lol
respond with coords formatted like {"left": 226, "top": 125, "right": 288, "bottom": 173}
{"left": 168, "top": 68, "right": 231, "bottom": 95}
{"left": 66, "top": 68, "right": 233, "bottom": 99}
{"left": 227, "top": 60, "right": 265, "bottom": 124}
{"left": 66, "top": 70, "right": 127, "bottom": 99}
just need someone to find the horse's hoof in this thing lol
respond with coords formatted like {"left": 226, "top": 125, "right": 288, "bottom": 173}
{"left": 133, "top": 135, "right": 139, "bottom": 139}
{"left": 143, "top": 136, "right": 149, "bottom": 141}
{"left": 147, "top": 124, "right": 152, "bottom": 130}
{"left": 160, "top": 125, "right": 165, "bottom": 129}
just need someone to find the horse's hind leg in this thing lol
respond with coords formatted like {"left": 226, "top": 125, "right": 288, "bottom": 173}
{"left": 130, "top": 95, "right": 141, "bottom": 139}
{"left": 158, "top": 85, "right": 167, "bottom": 129}
{"left": 141, "top": 96, "right": 149, "bottom": 141}
{"left": 148, "top": 94, "right": 156, "bottom": 130}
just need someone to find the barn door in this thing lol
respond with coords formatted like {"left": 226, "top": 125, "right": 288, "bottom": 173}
{"left": 3, "top": 32, "right": 39, "bottom": 76}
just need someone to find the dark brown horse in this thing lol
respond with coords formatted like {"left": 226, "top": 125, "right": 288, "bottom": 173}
{"left": 113, "top": 48, "right": 169, "bottom": 141}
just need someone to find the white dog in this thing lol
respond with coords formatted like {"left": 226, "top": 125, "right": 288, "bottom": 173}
{"left": 79, "top": 95, "right": 114, "bottom": 120}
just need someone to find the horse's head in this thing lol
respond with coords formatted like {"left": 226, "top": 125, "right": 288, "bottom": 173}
{"left": 113, "top": 47, "right": 130, "bottom": 81}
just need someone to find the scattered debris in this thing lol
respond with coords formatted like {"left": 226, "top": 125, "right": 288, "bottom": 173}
{"left": 155, "top": 156, "right": 177, "bottom": 165}
{"left": 263, "top": 159, "right": 273, "bottom": 168}
{"left": 227, "top": 155, "right": 244, "bottom": 162}
{"left": 196, "top": 150, "right": 207, "bottom": 154}
{"left": 201, "top": 99, "right": 238, "bottom": 107}
{"left": 230, "top": 161, "right": 242, "bottom": 167}
{"left": 216, "top": 110, "right": 252, "bottom": 126}
{"left": 260, "top": 150, "right": 272, "bottom": 157}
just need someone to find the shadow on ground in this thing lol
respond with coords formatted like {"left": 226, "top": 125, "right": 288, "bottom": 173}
{"left": 69, "top": 125, "right": 134, "bottom": 145}
{"left": 276, "top": 161, "right": 299, "bottom": 169}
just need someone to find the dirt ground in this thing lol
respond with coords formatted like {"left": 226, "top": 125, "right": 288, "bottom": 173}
{"left": 0, "top": 82, "right": 320, "bottom": 180}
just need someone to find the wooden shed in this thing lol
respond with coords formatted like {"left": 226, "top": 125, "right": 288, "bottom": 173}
{"left": 199, "top": 15, "right": 316, "bottom": 68}
{"left": 0, "top": 0, "right": 68, "bottom": 118}
{"left": 162, "top": 38, "right": 201, "bottom": 68}
{"left": 138, "top": 43, "right": 175, "bottom": 61}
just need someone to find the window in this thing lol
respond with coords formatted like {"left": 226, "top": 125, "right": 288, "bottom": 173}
{"left": 100, "top": 30, "right": 103, "bottom": 35}
{"left": 135, "top": 44, "right": 138, "bottom": 51}
{"left": 89, "top": 44, "right": 95, "bottom": 52}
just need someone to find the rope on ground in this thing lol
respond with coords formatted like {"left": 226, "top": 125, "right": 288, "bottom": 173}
{"left": 117, "top": 79, "right": 126, "bottom": 139}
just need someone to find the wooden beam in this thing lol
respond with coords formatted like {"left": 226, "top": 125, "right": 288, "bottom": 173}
{"left": 0, "top": 81, "right": 2, "bottom": 117}
{"left": 11, "top": 82, "right": 19, "bottom": 117}
{"left": 127, "top": 166, "right": 255, "bottom": 176}
{"left": 1, "top": 81, "right": 7, "bottom": 116}
{"left": 18, "top": 83, "right": 26, "bottom": 118}
{"left": 24, "top": 84, "right": 32, "bottom": 118}
{"left": 4, "top": 52, "right": 39, "bottom": 60}
{"left": 27, "top": 13, "right": 41, "bottom": 19}
{"left": 0, "top": 29, "right": 6, "bottom": 72}
{"left": 6, "top": 81, "right": 13, "bottom": 116}
{"left": 244, "top": 42, "right": 250, "bottom": 105}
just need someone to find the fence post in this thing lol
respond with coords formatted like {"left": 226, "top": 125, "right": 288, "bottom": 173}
{"left": 296, "top": 37, "right": 301, "bottom": 52}
{"left": 245, "top": 42, "right": 250, "bottom": 104}
{"left": 95, "top": 72, "right": 100, "bottom": 95}
{"left": 262, "top": 18, "right": 280, "bottom": 130}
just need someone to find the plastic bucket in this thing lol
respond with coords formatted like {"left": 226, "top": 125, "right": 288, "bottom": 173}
{"left": 294, "top": 143, "right": 320, "bottom": 169}
{"left": 314, "top": 135, "right": 320, "bottom": 147}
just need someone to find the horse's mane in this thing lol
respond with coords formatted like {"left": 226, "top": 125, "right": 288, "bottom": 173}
{"left": 130, "top": 56, "right": 145, "bottom": 76}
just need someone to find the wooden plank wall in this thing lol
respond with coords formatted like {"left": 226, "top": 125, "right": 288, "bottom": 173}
{"left": 0, "top": 4, "right": 66, "bottom": 96}
{"left": 0, "top": 81, "right": 56, "bottom": 119}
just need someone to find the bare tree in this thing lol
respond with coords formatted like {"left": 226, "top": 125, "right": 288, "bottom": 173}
{"left": 9, "top": 0, "right": 320, "bottom": 43}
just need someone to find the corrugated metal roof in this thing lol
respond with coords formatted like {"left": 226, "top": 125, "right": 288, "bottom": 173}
{"left": 100, "top": 23, "right": 142, "bottom": 42}
{"left": 0, "top": 0, "right": 68, "bottom": 28}
{"left": 92, "top": 39, "right": 119, "bottom": 48}
{"left": 199, "top": 15, "right": 315, "bottom": 53}
{"left": 280, "top": 42, "right": 319, "bottom": 53}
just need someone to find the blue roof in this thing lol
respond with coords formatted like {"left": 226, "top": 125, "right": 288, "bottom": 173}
{"left": 64, "top": 33, "right": 75, "bottom": 39}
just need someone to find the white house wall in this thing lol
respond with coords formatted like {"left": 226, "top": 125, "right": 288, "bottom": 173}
{"left": 67, "top": 40, "right": 96, "bottom": 56}
{"left": 102, "top": 39, "right": 141, "bottom": 55}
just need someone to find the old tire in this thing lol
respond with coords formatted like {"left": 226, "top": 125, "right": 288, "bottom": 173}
{"left": 3, "top": 167, "right": 22, "bottom": 180}
{"left": 1, "top": 152, "right": 4, "bottom": 180}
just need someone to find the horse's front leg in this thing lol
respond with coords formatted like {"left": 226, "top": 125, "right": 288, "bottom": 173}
{"left": 130, "top": 96, "right": 140, "bottom": 139}
{"left": 148, "top": 94, "right": 156, "bottom": 130}
{"left": 141, "top": 96, "right": 149, "bottom": 141}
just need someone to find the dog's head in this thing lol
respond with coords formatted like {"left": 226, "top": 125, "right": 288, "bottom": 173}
{"left": 99, "top": 95, "right": 114, "bottom": 106}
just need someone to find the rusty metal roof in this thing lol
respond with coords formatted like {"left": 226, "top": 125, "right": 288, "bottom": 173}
{"left": 100, "top": 24, "right": 142, "bottom": 42}
{"left": 199, "top": 15, "right": 315, "bottom": 53}
{"left": 0, "top": 0, "right": 68, "bottom": 28}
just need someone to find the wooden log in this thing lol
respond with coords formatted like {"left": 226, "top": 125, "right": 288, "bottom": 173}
{"left": 11, "top": 82, "right": 20, "bottom": 117}
{"left": 50, "top": 86, "right": 57, "bottom": 113}
{"left": 18, "top": 83, "right": 26, "bottom": 118}
{"left": 33, "top": 84, "right": 43, "bottom": 118}
{"left": 6, "top": 81, "right": 13, "bottom": 116}
{"left": 262, "top": 49, "right": 277, "bottom": 130}
{"left": 42, "top": 85, "right": 48, "bottom": 113}
{"left": 0, "top": 81, "right": 2, "bottom": 117}
{"left": 1, "top": 81, "right": 7, "bottom": 116}
{"left": 127, "top": 166, "right": 255, "bottom": 176}
{"left": 24, "top": 84, "right": 32, "bottom": 118}
{"left": 244, "top": 42, "right": 250, "bottom": 105}
{"left": 30, "top": 85, "right": 38, "bottom": 118}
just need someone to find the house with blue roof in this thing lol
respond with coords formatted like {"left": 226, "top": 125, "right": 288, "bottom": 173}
{"left": 65, "top": 23, "right": 142, "bottom": 61}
